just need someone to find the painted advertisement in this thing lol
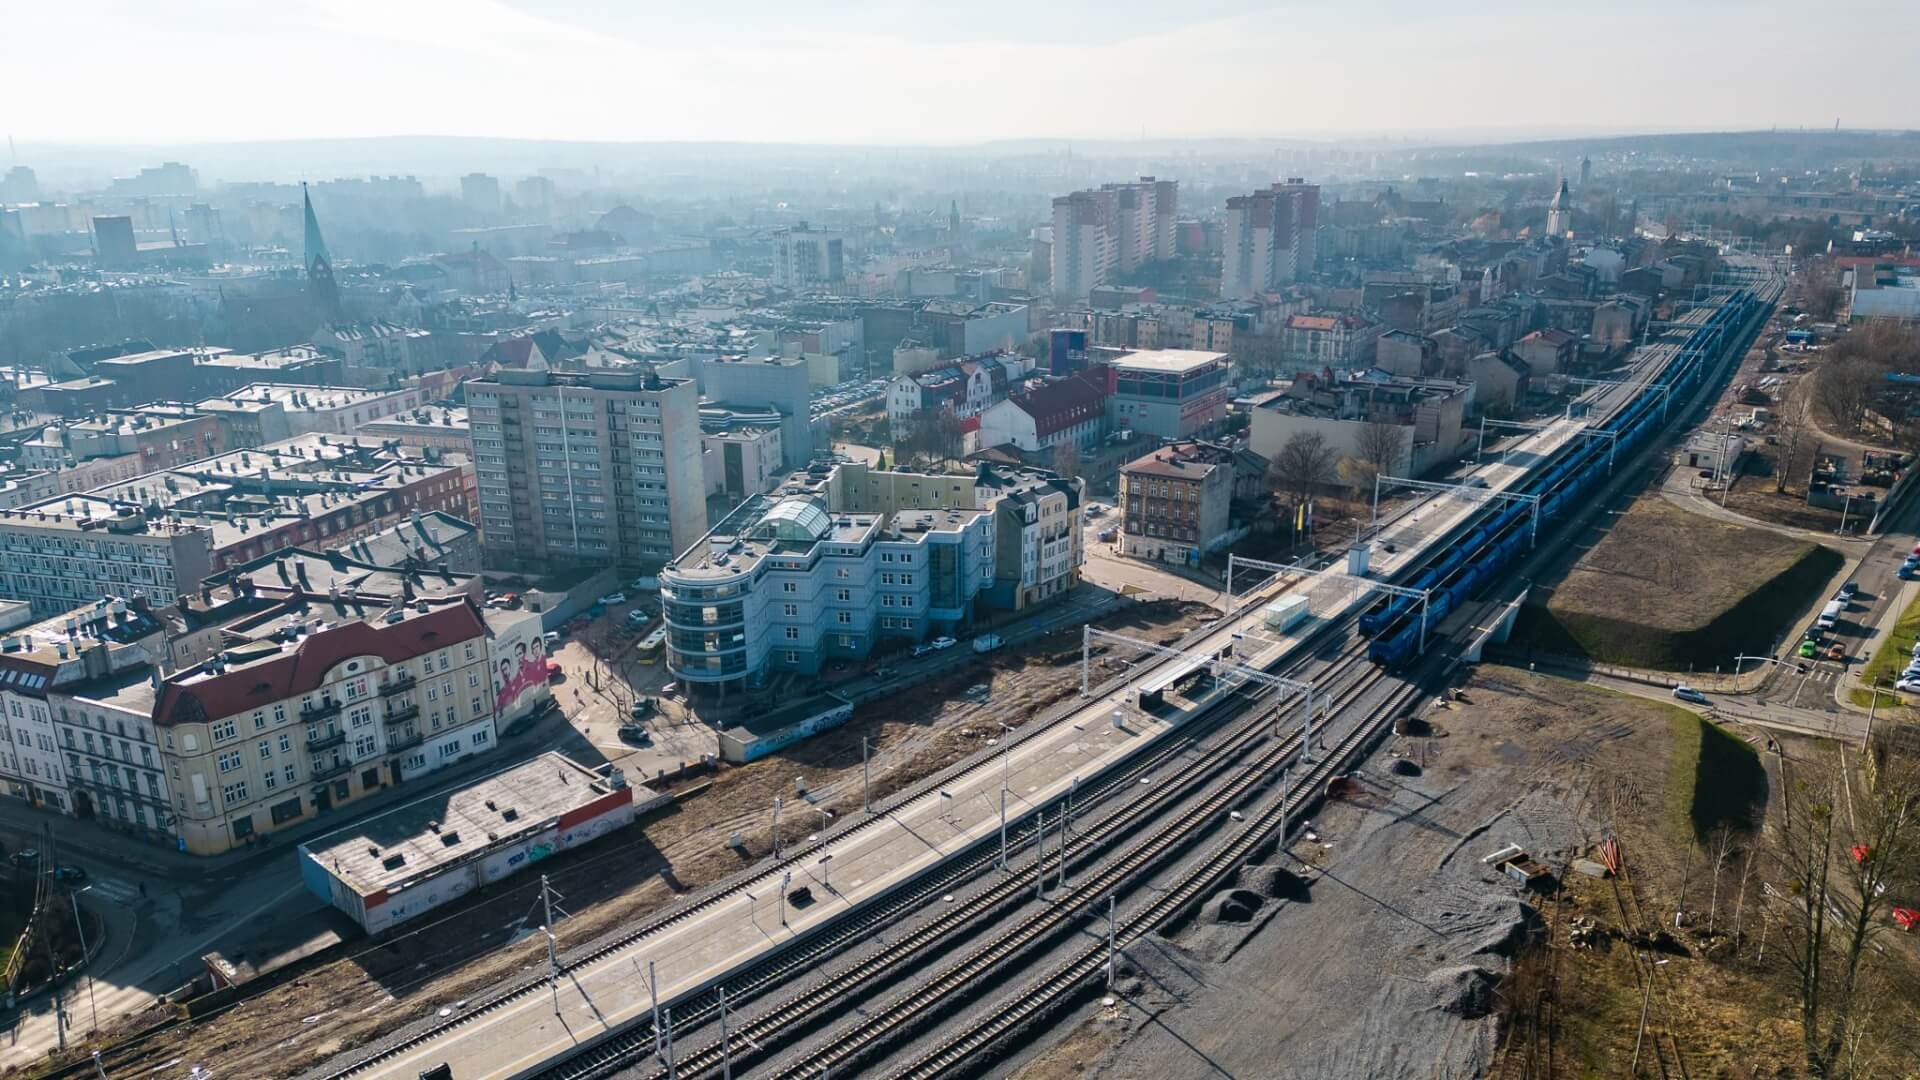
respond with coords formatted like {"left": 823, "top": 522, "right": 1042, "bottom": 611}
{"left": 487, "top": 609, "right": 553, "bottom": 728}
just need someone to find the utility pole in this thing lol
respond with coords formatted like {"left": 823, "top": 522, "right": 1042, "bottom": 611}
{"left": 1056, "top": 803, "right": 1067, "bottom": 890}
{"left": 772, "top": 796, "right": 783, "bottom": 860}
{"left": 68, "top": 885, "right": 97, "bottom": 1035}
{"left": 1034, "top": 809, "right": 1047, "bottom": 900}
{"left": 861, "top": 736, "right": 871, "bottom": 814}
{"left": 540, "top": 875, "right": 560, "bottom": 1014}
{"left": 998, "top": 788, "right": 1008, "bottom": 871}
{"left": 718, "top": 985, "right": 733, "bottom": 1080}
{"left": 780, "top": 871, "right": 791, "bottom": 926}
{"left": 662, "top": 1006, "right": 677, "bottom": 1079}
{"left": 1105, "top": 893, "right": 1118, "bottom": 988}
{"left": 649, "top": 961, "right": 664, "bottom": 1065}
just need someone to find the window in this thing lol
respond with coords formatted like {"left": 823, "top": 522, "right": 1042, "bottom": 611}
{"left": 354, "top": 736, "right": 376, "bottom": 757}
{"left": 785, "top": 626, "right": 800, "bottom": 640}
{"left": 472, "top": 729, "right": 490, "bottom": 748}
{"left": 426, "top": 685, "right": 438, "bottom": 702}
{"left": 439, "top": 740, "right": 462, "bottom": 759}
{"left": 468, "top": 672, "right": 480, "bottom": 688}
{"left": 783, "top": 603, "right": 798, "bottom": 617}
{"left": 263, "top": 769, "right": 278, "bottom": 791}
{"left": 782, "top": 582, "right": 798, "bottom": 593}
{"left": 837, "top": 611, "right": 852, "bottom": 624}
{"left": 252, "top": 710, "right": 267, "bottom": 732}
{"left": 350, "top": 707, "right": 373, "bottom": 729}
{"left": 222, "top": 780, "right": 249, "bottom": 805}
{"left": 273, "top": 704, "right": 286, "bottom": 724}
{"left": 837, "top": 589, "right": 851, "bottom": 602}
{"left": 283, "top": 763, "right": 298, "bottom": 785}
{"left": 836, "top": 567, "right": 851, "bottom": 578}
{"left": 258, "top": 740, "right": 273, "bottom": 761}
{"left": 278, "top": 734, "right": 292, "bottom": 754}
{"left": 438, "top": 653, "right": 451, "bottom": 672}
{"left": 217, "top": 750, "right": 242, "bottom": 773}
{"left": 472, "top": 698, "right": 485, "bottom": 717}
{"left": 463, "top": 643, "right": 476, "bottom": 661}
{"left": 211, "top": 719, "right": 237, "bottom": 743}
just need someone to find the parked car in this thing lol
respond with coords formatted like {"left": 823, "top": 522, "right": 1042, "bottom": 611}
{"left": 630, "top": 698, "right": 656, "bottom": 718}
{"left": 912, "top": 643, "right": 934, "bottom": 657}
{"left": 618, "top": 723, "right": 651, "bottom": 744}
{"left": 598, "top": 591, "right": 627, "bottom": 606}
{"left": 627, "top": 607, "right": 651, "bottom": 624}
{"left": 1897, "top": 678, "right": 1920, "bottom": 692}
{"left": 929, "top": 636, "right": 957, "bottom": 651}
{"left": 52, "top": 864, "right": 86, "bottom": 884}
{"left": 7, "top": 849, "right": 38, "bottom": 867}
{"left": 872, "top": 666, "right": 897, "bottom": 679}
{"left": 1839, "top": 581, "right": 1860, "bottom": 600}
{"left": 660, "top": 683, "right": 679, "bottom": 698}
{"left": 1672, "top": 686, "right": 1709, "bottom": 705}
{"left": 543, "top": 631, "right": 562, "bottom": 647}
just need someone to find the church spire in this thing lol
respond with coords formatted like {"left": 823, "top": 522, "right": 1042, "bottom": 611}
{"left": 304, "top": 182, "right": 340, "bottom": 320}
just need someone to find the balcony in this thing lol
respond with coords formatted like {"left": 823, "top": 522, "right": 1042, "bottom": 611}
{"left": 380, "top": 672, "right": 417, "bottom": 696}
{"left": 301, "top": 698, "right": 344, "bottom": 721}
{"left": 311, "top": 759, "right": 350, "bottom": 781}
{"left": 306, "top": 729, "right": 346, "bottom": 752}
{"left": 383, "top": 703, "right": 420, "bottom": 727}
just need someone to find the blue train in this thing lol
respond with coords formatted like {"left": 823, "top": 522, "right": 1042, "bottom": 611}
{"left": 1366, "top": 289, "right": 1765, "bottom": 665}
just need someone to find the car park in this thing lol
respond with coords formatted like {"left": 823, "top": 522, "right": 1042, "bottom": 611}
{"left": 1898, "top": 678, "right": 1920, "bottom": 692}
{"left": 628, "top": 607, "right": 651, "bottom": 624}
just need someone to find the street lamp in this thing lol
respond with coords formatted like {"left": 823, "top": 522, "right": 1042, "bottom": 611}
{"left": 817, "top": 854, "right": 834, "bottom": 892}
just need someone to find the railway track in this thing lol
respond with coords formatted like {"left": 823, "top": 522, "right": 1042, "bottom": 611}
{"left": 540, "top": 644, "right": 1381, "bottom": 1080}
{"left": 816, "top": 674, "right": 1428, "bottom": 1080}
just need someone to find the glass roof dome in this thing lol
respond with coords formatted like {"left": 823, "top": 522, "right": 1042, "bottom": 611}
{"left": 750, "top": 497, "right": 833, "bottom": 542}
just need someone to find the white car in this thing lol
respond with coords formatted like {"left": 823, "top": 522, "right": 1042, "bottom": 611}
{"left": 930, "top": 636, "right": 957, "bottom": 651}
{"left": 1898, "top": 678, "right": 1920, "bottom": 692}
{"left": 598, "top": 591, "right": 627, "bottom": 606}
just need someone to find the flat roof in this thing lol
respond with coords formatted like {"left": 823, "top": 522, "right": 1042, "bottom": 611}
{"left": 1109, "top": 349, "right": 1227, "bottom": 374}
{"left": 301, "top": 752, "right": 635, "bottom": 899}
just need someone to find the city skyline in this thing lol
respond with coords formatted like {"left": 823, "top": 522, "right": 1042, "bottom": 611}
{"left": 11, "top": 0, "right": 1919, "bottom": 145}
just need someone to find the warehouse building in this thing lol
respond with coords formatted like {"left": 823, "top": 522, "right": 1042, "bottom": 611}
{"left": 297, "top": 752, "right": 661, "bottom": 934}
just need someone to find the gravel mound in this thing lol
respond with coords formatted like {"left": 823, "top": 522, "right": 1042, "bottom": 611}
{"left": 1200, "top": 888, "right": 1265, "bottom": 924}
{"left": 1237, "top": 863, "right": 1306, "bottom": 901}
{"left": 1424, "top": 965, "right": 1500, "bottom": 1018}
{"left": 1390, "top": 758, "right": 1423, "bottom": 776}
{"left": 1461, "top": 897, "right": 1542, "bottom": 959}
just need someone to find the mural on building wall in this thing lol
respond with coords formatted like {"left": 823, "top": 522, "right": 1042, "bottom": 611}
{"left": 488, "top": 613, "right": 552, "bottom": 725}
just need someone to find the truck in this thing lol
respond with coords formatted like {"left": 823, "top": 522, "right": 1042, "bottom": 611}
{"left": 1263, "top": 596, "right": 1310, "bottom": 633}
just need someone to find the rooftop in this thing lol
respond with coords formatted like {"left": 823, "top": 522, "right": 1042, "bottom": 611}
{"left": 1107, "top": 348, "right": 1227, "bottom": 374}
{"left": 299, "top": 752, "right": 638, "bottom": 899}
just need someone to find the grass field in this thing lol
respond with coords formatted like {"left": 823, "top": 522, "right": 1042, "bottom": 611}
{"left": 1666, "top": 711, "right": 1768, "bottom": 842}
{"left": 1515, "top": 496, "right": 1843, "bottom": 670}
{"left": 1850, "top": 589, "right": 1920, "bottom": 708}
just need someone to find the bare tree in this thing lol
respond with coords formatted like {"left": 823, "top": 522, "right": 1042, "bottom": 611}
{"left": 1772, "top": 746, "right": 1920, "bottom": 1077}
{"left": 1270, "top": 431, "right": 1337, "bottom": 509}
{"left": 1816, "top": 356, "right": 1880, "bottom": 436}
{"left": 1051, "top": 440, "right": 1080, "bottom": 480}
{"left": 1345, "top": 419, "right": 1408, "bottom": 494}
{"left": 1706, "top": 825, "right": 1741, "bottom": 934}
{"left": 1775, "top": 380, "right": 1816, "bottom": 494}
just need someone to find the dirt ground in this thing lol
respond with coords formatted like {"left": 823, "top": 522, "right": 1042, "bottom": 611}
{"left": 1544, "top": 496, "right": 1815, "bottom": 635}
{"left": 1006, "top": 667, "right": 1899, "bottom": 1080}
{"left": 38, "top": 601, "right": 1214, "bottom": 1080}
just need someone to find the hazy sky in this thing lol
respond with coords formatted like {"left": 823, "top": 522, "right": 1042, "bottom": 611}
{"left": 14, "top": 0, "right": 1919, "bottom": 144}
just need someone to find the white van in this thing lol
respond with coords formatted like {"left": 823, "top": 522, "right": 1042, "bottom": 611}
{"left": 1816, "top": 600, "right": 1844, "bottom": 630}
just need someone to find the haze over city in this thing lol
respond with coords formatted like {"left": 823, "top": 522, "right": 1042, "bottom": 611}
{"left": 12, "top": 0, "right": 1920, "bottom": 146}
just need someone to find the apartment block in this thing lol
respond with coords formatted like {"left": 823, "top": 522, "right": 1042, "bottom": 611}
{"left": 468, "top": 366, "right": 707, "bottom": 569}
{"left": 151, "top": 596, "right": 542, "bottom": 855}
{"left": 1050, "top": 177, "right": 1177, "bottom": 301}
{"left": 1119, "top": 441, "right": 1265, "bottom": 564}
{"left": 1222, "top": 180, "right": 1320, "bottom": 300}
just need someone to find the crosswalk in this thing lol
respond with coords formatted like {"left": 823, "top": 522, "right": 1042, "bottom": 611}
{"left": 80, "top": 873, "right": 144, "bottom": 905}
